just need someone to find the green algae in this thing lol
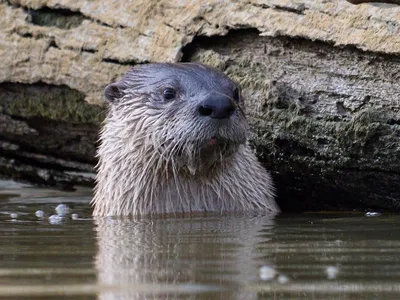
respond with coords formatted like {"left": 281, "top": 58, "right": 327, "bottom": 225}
{"left": 194, "top": 51, "right": 399, "bottom": 169}
{"left": 0, "top": 83, "right": 106, "bottom": 125}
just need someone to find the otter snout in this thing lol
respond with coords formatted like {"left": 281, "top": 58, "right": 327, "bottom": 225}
{"left": 197, "top": 94, "right": 236, "bottom": 119}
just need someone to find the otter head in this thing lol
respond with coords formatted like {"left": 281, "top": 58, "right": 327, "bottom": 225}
{"left": 103, "top": 63, "right": 249, "bottom": 175}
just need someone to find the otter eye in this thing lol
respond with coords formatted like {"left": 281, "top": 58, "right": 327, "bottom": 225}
{"left": 163, "top": 88, "right": 176, "bottom": 101}
{"left": 233, "top": 87, "right": 240, "bottom": 102}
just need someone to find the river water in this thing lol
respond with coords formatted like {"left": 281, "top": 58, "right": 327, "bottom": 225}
{"left": 0, "top": 179, "right": 399, "bottom": 299}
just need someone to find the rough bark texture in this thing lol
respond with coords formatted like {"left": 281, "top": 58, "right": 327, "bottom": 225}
{"left": 184, "top": 33, "right": 400, "bottom": 211}
{"left": 1, "top": 0, "right": 399, "bottom": 210}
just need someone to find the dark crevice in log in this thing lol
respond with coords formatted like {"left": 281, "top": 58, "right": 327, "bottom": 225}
{"left": 102, "top": 58, "right": 138, "bottom": 66}
{"left": 48, "top": 38, "right": 59, "bottom": 49}
{"left": 387, "top": 118, "right": 400, "bottom": 125}
{"left": 346, "top": 0, "right": 400, "bottom": 5}
{"left": 250, "top": 2, "right": 307, "bottom": 15}
{"left": 25, "top": 7, "right": 86, "bottom": 29}
{"left": 5, "top": 0, "right": 125, "bottom": 29}
{"left": 272, "top": 4, "right": 307, "bottom": 14}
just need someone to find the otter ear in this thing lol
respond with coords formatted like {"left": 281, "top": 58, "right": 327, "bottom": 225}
{"left": 104, "top": 82, "right": 124, "bottom": 103}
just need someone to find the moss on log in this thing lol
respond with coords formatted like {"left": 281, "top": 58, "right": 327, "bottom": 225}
{"left": 184, "top": 31, "right": 400, "bottom": 211}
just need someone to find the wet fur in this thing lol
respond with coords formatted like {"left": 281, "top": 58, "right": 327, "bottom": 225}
{"left": 92, "top": 63, "right": 279, "bottom": 216}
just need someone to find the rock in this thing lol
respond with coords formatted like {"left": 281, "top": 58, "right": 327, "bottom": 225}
{"left": 0, "top": 0, "right": 399, "bottom": 210}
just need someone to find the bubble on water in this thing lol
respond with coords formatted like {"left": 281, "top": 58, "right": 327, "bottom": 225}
{"left": 259, "top": 265, "right": 277, "bottom": 281}
{"left": 71, "top": 213, "right": 79, "bottom": 220}
{"left": 55, "top": 204, "right": 70, "bottom": 216}
{"left": 48, "top": 214, "right": 63, "bottom": 224}
{"left": 277, "top": 274, "right": 290, "bottom": 284}
{"left": 365, "top": 212, "right": 382, "bottom": 217}
{"left": 35, "top": 210, "right": 45, "bottom": 218}
{"left": 326, "top": 266, "right": 339, "bottom": 279}
{"left": 10, "top": 213, "right": 18, "bottom": 219}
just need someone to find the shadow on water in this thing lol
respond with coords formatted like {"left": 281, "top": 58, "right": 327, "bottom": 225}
{"left": 1, "top": 180, "right": 400, "bottom": 299}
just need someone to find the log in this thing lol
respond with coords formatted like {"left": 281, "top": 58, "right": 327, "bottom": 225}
{"left": 0, "top": 0, "right": 399, "bottom": 210}
{"left": 184, "top": 33, "right": 400, "bottom": 211}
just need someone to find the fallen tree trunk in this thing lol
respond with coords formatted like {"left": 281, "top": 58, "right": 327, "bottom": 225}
{"left": 0, "top": 0, "right": 399, "bottom": 210}
{"left": 183, "top": 32, "right": 400, "bottom": 211}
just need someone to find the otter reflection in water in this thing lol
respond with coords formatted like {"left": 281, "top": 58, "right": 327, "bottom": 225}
{"left": 92, "top": 63, "right": 279, "bottom": 216}
{"left": 95, "top": 214, "right": 276, "bottom": 299}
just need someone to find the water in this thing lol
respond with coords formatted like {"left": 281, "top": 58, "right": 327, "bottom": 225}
{"left": 1, "top": 180, "right": 400, "bottom": 299}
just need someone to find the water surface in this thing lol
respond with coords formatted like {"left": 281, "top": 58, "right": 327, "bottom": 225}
{"left": 0, "top": 180, "right": 400, "bottom": 299}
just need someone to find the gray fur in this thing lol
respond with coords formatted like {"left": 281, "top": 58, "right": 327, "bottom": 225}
{"left": 92, "top": 63, "right": 279, "bottom": 216}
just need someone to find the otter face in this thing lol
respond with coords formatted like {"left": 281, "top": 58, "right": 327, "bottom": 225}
{"left": 104, "top": 63, "right": 249, "bottom": 173}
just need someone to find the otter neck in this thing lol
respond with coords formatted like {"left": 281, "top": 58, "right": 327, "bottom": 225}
{"left": 93, "top": 118, "right": 238, "bottom": 215}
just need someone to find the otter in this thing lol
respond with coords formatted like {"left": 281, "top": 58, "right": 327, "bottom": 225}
{"left": 92, "top": 63, "right": 279, "bottom": 216}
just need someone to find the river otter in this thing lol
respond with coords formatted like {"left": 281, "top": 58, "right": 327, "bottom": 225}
{"left": 92, "top": 63, "right": 279, "bottom": 216}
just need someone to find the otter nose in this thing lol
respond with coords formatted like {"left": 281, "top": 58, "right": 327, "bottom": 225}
{"left": 198, "top": 95, "right": 236, "bottom": 119}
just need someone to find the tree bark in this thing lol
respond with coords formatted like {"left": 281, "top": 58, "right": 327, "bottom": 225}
{"left": 183, "top": 32, "right": 400, "bottom": 211}
{"left": 1, "top": 0, "right": 399, "bottom": 210}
